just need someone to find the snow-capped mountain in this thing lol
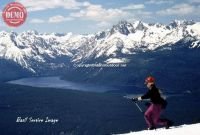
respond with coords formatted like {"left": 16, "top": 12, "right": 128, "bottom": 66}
{"left": 93, "top": 20, "right": 200, "bottom": 57}
{"left": 0, "top": 20, "right": 200, "bottom": 74}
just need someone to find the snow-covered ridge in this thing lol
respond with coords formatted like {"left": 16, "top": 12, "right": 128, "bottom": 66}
{"left": 0, "top": 20, "right": 200, "bottom": 72}
{"left": 116, "top": 123, "right": 200, "bottom": 135}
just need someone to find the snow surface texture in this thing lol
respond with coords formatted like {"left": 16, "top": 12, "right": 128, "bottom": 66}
{"left": 116, "top": 123, "right": 200, "bottom": 135}
{"left": 0, "top": 20, "right": 200, "bottom": 72}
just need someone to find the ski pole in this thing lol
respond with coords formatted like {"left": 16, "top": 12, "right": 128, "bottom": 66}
{"left": 134, "top": 101, "right": 144, "bottom": 113}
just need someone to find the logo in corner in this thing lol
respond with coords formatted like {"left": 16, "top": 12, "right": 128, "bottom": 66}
{"left": 2, "top": 2, "right": 27, "bottom": 27}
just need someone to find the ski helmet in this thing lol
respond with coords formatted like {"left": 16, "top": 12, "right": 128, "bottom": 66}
{"left": 145, "top": 76, "right": 155, "bottom": 84}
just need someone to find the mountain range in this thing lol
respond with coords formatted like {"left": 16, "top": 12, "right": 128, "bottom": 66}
{"left": 0, "top": 20, "right": 200, "bottom": 92}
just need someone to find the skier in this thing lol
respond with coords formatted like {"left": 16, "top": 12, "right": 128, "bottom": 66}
{"left": 132, "top": 76, "right": 173, "bottom": 130}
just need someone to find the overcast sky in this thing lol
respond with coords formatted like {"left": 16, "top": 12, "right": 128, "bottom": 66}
{"left": 0, "top": 0, "right": 200, "bottom": 34}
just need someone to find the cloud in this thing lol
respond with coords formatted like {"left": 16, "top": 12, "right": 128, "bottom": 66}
{"left": 126, "top": 10, "right": 153, "bottom": 21}
{"left": 146, "top": 0, "right": 174, "bottom": 5}
{"left": 16, "top": 0, "right": 82, "bottom": 11}
{"left": 96, "top": 21, "right": 111, "bottom": 28}
{"left": 16, "top": 0, "right": 150, "bottom": 24}
{"left": 157, "top": 3, "right": 195, "bottom": 16}
{"left": 188, "top": 0, "right": 200, "bottom": 4}
{"left": 48, "top": 15, "right": 74, "bottom": 23}
{"left": 30, "top": 18, "right": 45, "bottom": 23}
{"left": 15, "top": 0, "right": 153, "bottom": 29}
{"left": 136, "top": 11, "right": 152, "bottom": 18}
{"left": 120, "top": 4, "right": 145, "bottom": 10}
{"left": 87, "top": 21, "right": 112, "bottom": 32}
{"left": 70, "top": 4, "right": 127, "bottom": 21}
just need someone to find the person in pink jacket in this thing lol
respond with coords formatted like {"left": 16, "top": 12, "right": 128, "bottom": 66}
{"left": 133, "top": 76, "right": 173, "bottom": 130}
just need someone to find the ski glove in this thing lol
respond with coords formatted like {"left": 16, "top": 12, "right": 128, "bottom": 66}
{"left": 132, "top": 97, "right": 142, "bottom": 102}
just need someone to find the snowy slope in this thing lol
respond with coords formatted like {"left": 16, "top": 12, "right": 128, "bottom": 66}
{"left": 117, "top": 123, "right": 200, "bottom": 135}
{"left": 0, "top": 20, "right": 200, "bottom": 73}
